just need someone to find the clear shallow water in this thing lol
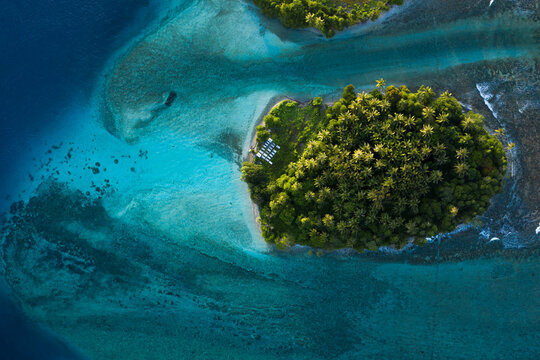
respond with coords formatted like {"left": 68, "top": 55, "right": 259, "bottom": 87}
{"left": 1, "top": 0, "right": 540, "bottom": 359}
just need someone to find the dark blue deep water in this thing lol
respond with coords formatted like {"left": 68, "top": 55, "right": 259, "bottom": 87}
{"left": 0, "top": 280, "right": 87, "bottom": 360}
{"left": 1, "top": 0, "right": 539, "bottom": 359}
{"left": 1, "top": 1, "right": 157, "bottom": 358}
{"left": 0, "top": 0, "right": 156, "bottom": 201}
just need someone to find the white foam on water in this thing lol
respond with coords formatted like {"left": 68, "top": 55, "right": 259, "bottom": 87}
{"left": 476, "top": 82, "right": 499, "bottom": 119}
{"left": 479, "top": 229, "right": 491, "bottom": 239}
{"left": 517, "top": 99, "right": 540, "bottom": 114}
{"left": 6, "top": 0, "right": 539, "bottom": 260}
{"left": 3, "top": 2, "right": 540, "bottom": 358}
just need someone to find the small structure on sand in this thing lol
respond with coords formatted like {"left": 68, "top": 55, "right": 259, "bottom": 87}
{"left": 256, "top": 138, "right": 280, "bottom": 164}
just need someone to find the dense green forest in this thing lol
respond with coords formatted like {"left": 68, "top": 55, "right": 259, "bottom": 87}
{"left": 241, "top": 83, "right": 508, "bottom": 251}
{"left": 253, "top": 0, "right": 404, "bottom": 37}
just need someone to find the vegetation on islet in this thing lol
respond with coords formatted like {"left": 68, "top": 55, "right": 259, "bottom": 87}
{"left": 241, "top": 82, "right": 507, "bottom": 251}
{"left": 253, "top": 0, "right": 404, "bottom": 37}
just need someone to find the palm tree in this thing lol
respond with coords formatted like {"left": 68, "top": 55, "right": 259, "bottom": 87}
{"left": 395, "top": 197, "right": 408, "bottom": 213}
{"left": 367, "top": 97, "right": 381, "bottom": 109}
{"left": 314, "top": 17, "right": 325, "bottom": 30}
{"left": 362, "top": 166, "right": 373, "bottom": 178}
{"left": 435, "top": 153, "right": 448, "bottom": 165}
{"left": 420, "top": 124, "right": 434, "bottom": 137}
{"left": 454, "top": 162, "right": 469, "bottom": 176}
{"left": 389, "top": 217, "right": 404, "bottom": 230}
{"left": 356, "top": 92, "right": 367, "bottom": 103}
{"left": 422, "top": 107, "right": 435, "bottom": 121}
{"left": 459, "top": 134, "right": 473, "bottom": 145}
{"left": 404, "top": 116, "right": 416, "bottom": 128}
{"left": 389, "top": 166, "right": 399, "bottom": 177}
{"left": 380, "top": 213, "right": 391, "bottom": 226}
{"left": 405, "top": 221, "right": 418, "bottom": 235}
{"left": 362, "top": 151, "right": 374, "bottom": 163}
{"left": 380, "top": 99, "right": 391, "bottom": 112}
{"left": 353, "top": 148, "right": 363, "bottom": 161}
{"left": 305, "top": 191, "right": 316, "bottom": 202}
{"left": 421, "top": 146, "right": 431, "bottom": 159}
{"left": 441, "top": 90, "right": 453, "bottom": 98}
{"left": 429, "top": 170, "right": 443, "bottom": 184}
{"left": 366, "top": 109, "right": 380, "bottom": 121}
{"left": 383, "top": 177, "right": 394, "bottom": 189}
{"left": 461, "top": 116, "right": 476, "bottom": 131}
{"left": 338, "top": 221, "right": 349, "bottom": 236}
{"left": 317, "top": 152, "right": 328, "bottom": 164}
{"left": 366, "top": 209, "right": 379, "bottom": 223}
{"left": 410, "top": 147, "right": 421, "bottom": 160}
{"left": 317, "top": 129, "right": 330, "bottom": 141}
{"left": 456, "top": 147, "right": 468, "bottom": 160}
{"left": 305, "top": 13, "right": 316, "bottom": 26}
{"left": 392, "top": 113, "right": 405, "bottom": 127}
{"left": 436, "top": 113, "right": 448, "bottom": 124}
{"left": 433, "top": 143, "right": 446, "bottom": 155}
{"left": 408, "top": 198, "right": 420, "bottom": 213}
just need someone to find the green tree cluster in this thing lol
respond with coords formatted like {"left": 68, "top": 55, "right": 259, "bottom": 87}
{"left": 242, "top": 84, "right": 507, "bottom": 251}
{"left": 253, "top": 0, "right": 404, "bottom": 37}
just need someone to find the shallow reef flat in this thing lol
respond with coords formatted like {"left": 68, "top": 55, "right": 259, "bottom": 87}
{"left": 3, "top": 180, "right": 540, "bottom": 359}
{"left": 1, "top": 0, "right": 540, "bottom": 358}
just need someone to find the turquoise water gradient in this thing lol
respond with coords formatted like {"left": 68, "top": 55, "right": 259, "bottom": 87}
{"left": 2, "top": 0, "right": 540, "bottom": 359}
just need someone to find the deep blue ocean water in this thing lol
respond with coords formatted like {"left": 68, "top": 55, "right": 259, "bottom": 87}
{"left": 0, "top": 1, "right": 159, "bottom": 358}
{"left": 1, "top": 0, "right": 539, "bottom": 359}
{"left": 0, "top": 280, "right": 88, "bottom": 360}
{"left": 0, "top": 0, "right": 160, "bottom": 203}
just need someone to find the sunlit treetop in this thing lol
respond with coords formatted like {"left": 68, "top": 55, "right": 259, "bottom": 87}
{"left": 242, "top": 83, "right": 507, "bottom": 251}
{"left": 253, "top": 0, "right": 404, "bottom": 37}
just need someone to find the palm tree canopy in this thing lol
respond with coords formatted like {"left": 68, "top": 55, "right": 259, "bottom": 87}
{"left": 242, "top": 83, "right": 507, "bottom": 251}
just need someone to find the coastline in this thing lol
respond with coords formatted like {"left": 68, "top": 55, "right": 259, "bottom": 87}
{"left": 245, "top": 97, "right": 295, "bottom": 162}
{"left": 331, "top": 0, "right": 417, "bottom": 39}
{"left": 245, "top": 96, "right": 301, "bottom": 230}
{"left": 245, "top": 96, "right": 335, "bottom": 235}
{"left": 242, "top": 87, "right": 515, "bottom": 253}
{"left": 249, "top": 0, "right": 416, "bottom": 44}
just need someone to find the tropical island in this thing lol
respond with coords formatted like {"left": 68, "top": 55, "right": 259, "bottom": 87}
{"left": 253, "top": 0, "right": 404, "bottom": 37}
{"left": 241, "top": 83, "right": 508, "bottom": 251}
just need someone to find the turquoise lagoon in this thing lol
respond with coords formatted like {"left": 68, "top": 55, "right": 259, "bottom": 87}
{"left": 1, "top": 0, "right": 540, "bottom": 358}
